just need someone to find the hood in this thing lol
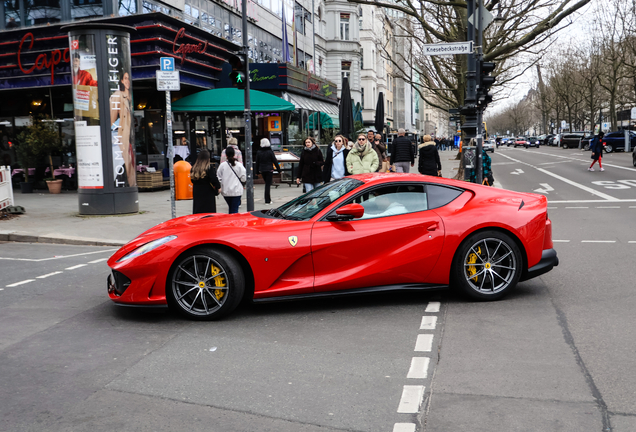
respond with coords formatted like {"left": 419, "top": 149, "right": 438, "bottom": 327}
{"left": 418, "top": 141, "right": 436, "bottom": 149}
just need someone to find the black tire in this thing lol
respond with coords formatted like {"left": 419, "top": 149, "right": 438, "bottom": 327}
{"left": 633, "top": 153, "right": 636, "bottom": 167}
{"left": 452, "top": 231, "right": 522, "bottom": 300}
{"left": 562, "top": 143, "right": 568, "bottom": 149}
{"left": 166, "top": 247, "right": 245, "bottom": 320}
{"left": 584, "top": 144, "right": 590, "bottom": 151}
{"left": 605, "top": 144, "right": 613, "bottom": 153}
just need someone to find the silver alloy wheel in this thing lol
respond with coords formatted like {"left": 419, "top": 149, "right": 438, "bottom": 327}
{"left": 172, "top": 254, "right": 229, "bottom": 316}
{"left": 462, "top": 237, "right": 518, "bottom": 295}
{"left": 605, "top": 144, "right": 613, "bottom": 153}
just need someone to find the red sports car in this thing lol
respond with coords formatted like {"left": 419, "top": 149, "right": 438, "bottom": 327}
{"left": 107, "top": 174, "right": 558, "bottom": 320}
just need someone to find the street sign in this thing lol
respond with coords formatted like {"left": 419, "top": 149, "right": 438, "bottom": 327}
{"left": 156, "top": 70, "right": 180, "bottom": 91}
{"left": 631, "top": 107, "right": 636, "bottom": 120}
{"left": 561, "top": 120, "right": 566, "bottom": 129}
{"left": 422, "top": 42, "right": 473, "bottom": 56}
{"left": 468, "top": 5, "right": 494, "bottom": 29}
{"left": 160, "top": 57, "right": 175, "bottom": 71}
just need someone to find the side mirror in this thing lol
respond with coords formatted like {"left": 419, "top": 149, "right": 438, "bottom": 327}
{"left": 327, "top": 203, "right": 365, "bottom": 221}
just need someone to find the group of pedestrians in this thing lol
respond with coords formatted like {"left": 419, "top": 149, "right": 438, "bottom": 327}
{"left": 189, "top": 128, "right": 451, "bottom": 215}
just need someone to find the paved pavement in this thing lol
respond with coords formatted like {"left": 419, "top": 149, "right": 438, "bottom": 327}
{"left": 0, "top": 151, "right": 463, "bottom": 246}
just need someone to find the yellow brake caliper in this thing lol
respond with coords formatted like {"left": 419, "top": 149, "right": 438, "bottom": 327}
{"left": 467, "top": 246, "right": 481, "bottom": 282}
{"left": 210, "top": 264, "right": 227, "bottom": 300}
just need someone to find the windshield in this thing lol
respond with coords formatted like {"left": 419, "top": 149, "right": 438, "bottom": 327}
{"left": 275, "top": 178, "right": 363, "bottom": 220}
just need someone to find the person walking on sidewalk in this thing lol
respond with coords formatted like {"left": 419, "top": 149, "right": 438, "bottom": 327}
{"left": 255, "top": 137, "right": 280, "bottom": 205}
{"left": 347, "top": 134, "right": 379, "bottom": 174}
{"left": 217, "top": 146, "right": 246, "bottom": 214}
{"left": 190, "top": 150, "right": 221, "bottom": 214}
{"left": 220, "top": 137, "right": 243, "bottom": 165}
{"left": 323, "top": 135, "right": 349, "bottom": 182}
{"left": 418, "top": 135, "right": 442, "bottom": 177}
{"left": 589, "top": 131, "right": 605, "bottom": 172}
{"left": 391, "top": 128, "right": 415, "bottom": 173}
{"left": 296, "top": 137, "right": 324, "bottom": 192}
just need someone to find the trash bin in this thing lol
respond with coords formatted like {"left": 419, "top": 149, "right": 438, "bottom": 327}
{"left": 174, "top": 160, "right": 193, "bottom": 200}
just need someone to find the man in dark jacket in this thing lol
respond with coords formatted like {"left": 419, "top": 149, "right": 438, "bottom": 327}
{"left": 390, "top": 128, "right": 415, "bottom": 173}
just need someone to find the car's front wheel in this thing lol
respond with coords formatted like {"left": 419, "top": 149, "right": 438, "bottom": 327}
{"left": 167, "top": 247, "right": 245, "bottom": 320}
{"left": 562, "top": 143, "right": 568, "bottom": 149}
{"left": 452, "top": 231, "right": 522, "bottom": 300}
{"left": 605, "top": 144, "right": 613, "bottom": 153}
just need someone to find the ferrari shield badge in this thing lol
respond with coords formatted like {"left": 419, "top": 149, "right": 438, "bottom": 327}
{"left": 288, "top": 236, "right": 298, "bottom": 247}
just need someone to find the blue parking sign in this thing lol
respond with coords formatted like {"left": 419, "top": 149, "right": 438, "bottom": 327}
{"left": 160, "top": 57, "right": 174, "bottom": 71}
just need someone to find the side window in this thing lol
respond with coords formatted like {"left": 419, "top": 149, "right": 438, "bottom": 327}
{"left": 427, "top": 185, "right": 463, "bottom": 209}
{"left": 347, "top": 184, "right": 427, "bottom": 219}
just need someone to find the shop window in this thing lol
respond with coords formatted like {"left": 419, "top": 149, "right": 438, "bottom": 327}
{"left": 340, "top": 13, "right": 350, "bottom": 40}
{"left": 71, "top": 0, "right": 103, "bottom": 20}
{"left": 26, "top": 0, "right": 61, "bottom": 26}
{"left": 118, "top": 0, "right": 136, "bottom": 16}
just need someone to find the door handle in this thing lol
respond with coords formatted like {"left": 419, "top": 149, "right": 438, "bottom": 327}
{"left": 426, "top": 222, "right": 439, "bottom": 231}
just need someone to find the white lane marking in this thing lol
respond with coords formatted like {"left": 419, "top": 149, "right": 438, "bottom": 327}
{"left": 553, "top": 240, "right": 570, "bottom": 243}
{"left": 415, "top": 334, "right": 434, "bottom": 352}
{"left": 550, "top": 199, "right": 636, "bottom": 203}
{"left": 425, "top": 302, "right": 440, "bottom": 313}
{"left": 539, "top": 160, "right": 571, "bottom": 165}
{"left": 565, "top": 207, "right": 589, "bottom": 209}
{"left": 88, "top": 258, "right": 108, "bottom": 264}
{"left": 407, "top": 357, "right": 430, "bottom": 379}
{"left": 511, "top": 168, "right": 524, "bottom": 175}
{"left": 596, "top": 206, "right": 620, "bottom": 209}
{"left": 524, "top": 150, "right": 636, "bottom": 172}
{"left": 65, "top": 264, "right": 87, "bottom": 270}
{"left": 581, "top": 240, "right": 616, "bottom": 243}
{"left": 393, "top": 423, "right": 416, "bottom": 432}
{"left": 0, "top": 249, "right": 117, "bottom": 262}
{"left": 630, "top": 206, "right": 636, "bottom": 208}
{"left": 547, "top": 206, "right": 558, "bottom": 209}
{"left": 397, "top": 385, "right": 425, "bottom": 413}
{"left": 6, "top": 279, "right": 35, "bottom": 287}
{"left": 497, "top": 153, "right": 619, "bottom": 200}
{"left": 629, "top": 241, "right": 636, "bottom": 243}
{"left": 420, "top": 316, "right": 437, "bottom": 330}
{"left": 36, "top": 271, "right": 63, "bottom": 279}
{"left": 534, "top": 183, "right": 554, "bottom": 194}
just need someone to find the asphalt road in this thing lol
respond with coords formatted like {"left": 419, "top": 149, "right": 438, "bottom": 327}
{"left": 1, "top": 147, "right": 635, "bottom": 432}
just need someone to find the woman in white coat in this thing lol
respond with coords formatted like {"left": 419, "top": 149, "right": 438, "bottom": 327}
{"left": 217, "top": 146, "right": 247, "bottom": 214}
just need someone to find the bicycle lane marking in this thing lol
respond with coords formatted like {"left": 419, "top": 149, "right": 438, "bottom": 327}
{"left": 497, "top": 152, "right": 619, "bottom": 201}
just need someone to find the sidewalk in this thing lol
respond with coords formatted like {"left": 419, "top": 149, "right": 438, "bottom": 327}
{"left": 0, "top": 153, "right": 462, "bottom": 247}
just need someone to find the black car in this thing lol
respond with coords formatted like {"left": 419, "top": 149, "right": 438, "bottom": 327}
{"left": 526, "top": 136, "right": 541, "bottom": 148}
{"left": 560, "top": 133, "right": 586, "bottom": 149}
{"left": 601, "top": 131, "right": 636, "bottom": 153}
{"left": 581, "top": 135, "right": 594, "bottom": 151}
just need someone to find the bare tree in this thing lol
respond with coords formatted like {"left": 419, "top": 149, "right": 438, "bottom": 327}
{"left": 347, "top": 0, "right": 593, "bottom": 111}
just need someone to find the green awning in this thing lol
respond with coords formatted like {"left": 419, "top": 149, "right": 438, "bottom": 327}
{"left": 307, "top": 112, "right": 339, "bottom": 129}
{"left": 172, "top": 88, "right": 295, "bottom": 112}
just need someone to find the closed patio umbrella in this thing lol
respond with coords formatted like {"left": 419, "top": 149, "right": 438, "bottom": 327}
{"left": 374, "top": 92, "right": 385, "bottom": 137}
{"left": 338, "top": 76, "right": 354, "bottom": 139}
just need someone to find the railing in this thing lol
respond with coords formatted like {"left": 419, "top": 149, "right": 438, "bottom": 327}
{"left": 0, "top": 166, "right": 15, "bottom": 210}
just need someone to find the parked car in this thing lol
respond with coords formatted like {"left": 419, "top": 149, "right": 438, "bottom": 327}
{"left": 551, "top": 134, "right": 561, "bottom": 146}
{"left": 483, "top": 139, "right": 495, "bottom": 152}
{"left": 544, "top": 134, "right": 556, "bottom": 146}
{"left": 513, "top": 137, "right": 529, "bottom": 148}
{"left": 526, "top": 136, "right": 541, "bottom": 148}
{"left": 560, "top": 133, "right": 586, "bottom": 149}
{"left": 107, "top": 174, "right": 558, "bottom": 319}
{"left": 601, "top": 131, "right": 636, "bottom": 153}
{"left": 581, "top": 135, "right": 593, "bottom": 151}
{"left": 633, "top": 145, "right": 636, "bottom": 167}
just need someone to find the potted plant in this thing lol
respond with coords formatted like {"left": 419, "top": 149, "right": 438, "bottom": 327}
{"left": 16, "top": 116, "right": 64, "bottom": 194}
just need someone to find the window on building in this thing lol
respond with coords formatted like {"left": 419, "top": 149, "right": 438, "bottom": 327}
{"left": 71, "top": 0, "right": 103, "bottom": 21}
{"left": 24, "top": 0, "right": 62, "bottom": 25}
{"left": 295, "top": 2, "right": 305, "bottom": 35}
{"left": 340, "top": 13, "right": 350, "bottom": 40}
{"left": 361, "top": 87, "right": 365, "bottom": 109}
{"left": 118, "top": 0, "right": 137, "bottom": 17}
{"left": 361, "top": 50, "right": 364, "bottom": 69}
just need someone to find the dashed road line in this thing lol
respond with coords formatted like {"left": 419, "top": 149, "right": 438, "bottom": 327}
{"left": 0, "top": 249, "right": 116, "bottom": 262}
{"left": 424, "top": 301, "right": 440, "bottom": 313}
{"left": 393, "top": 424, "right": 416, "bottom": 432}
{"left": 88, "top": 258, "right": 108, "bottom": 264}
{"left": 581, "top": 240, "right": 616, "bottom": 243}
{"left": 397, "top": 385, "right": 425, "bottom": 413}
{"left": 6, "top": 279, "right": 35, "bottom": 287}
{"left": 553, "top": 240, "right": 570, "bottom": 243}
{"left": 407, "top": 357, "right": 430, "bottom": 379}
{"left": 65, "top": 264, "right": 87, "bottom": 270}
{"left": 420, "top": 316, "right": 437, "bottom": 330}
{"left": 36, "top": 271, "right": 63, "bottom": 279}
{"left": 414, "top": 334, "right": 434, "bottom": 352}
{"left": 596, "top": 206, "right": 620, "bottom": 209}
{"left": 565, "top": 206, "right": 589, "bottom": 209}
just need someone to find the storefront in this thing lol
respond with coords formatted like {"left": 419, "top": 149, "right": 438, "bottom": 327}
{"left": 0, "top": 12, "right": 239, "bottom": 183}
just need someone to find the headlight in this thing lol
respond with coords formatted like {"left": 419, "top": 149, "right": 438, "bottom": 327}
{"left": 117, "top": 235, "right": 177, "bottom": 262}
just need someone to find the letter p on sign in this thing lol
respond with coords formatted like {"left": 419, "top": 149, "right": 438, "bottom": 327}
{"left": 160, "top": 57, "right": 174, "bottom": 71}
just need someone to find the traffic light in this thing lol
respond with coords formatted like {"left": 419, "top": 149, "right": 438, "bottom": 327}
{"left": 228, "top": 53, "right": 247, "bottom": 89}
{"left": 476, "top": 61, "right": 496, "bottom": 107}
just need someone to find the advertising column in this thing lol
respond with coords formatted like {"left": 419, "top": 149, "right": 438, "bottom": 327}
{"left": 64, "top": 24, "right": 138, "bottom": 215}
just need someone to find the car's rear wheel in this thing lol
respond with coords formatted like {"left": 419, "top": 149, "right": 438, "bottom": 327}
{"left": 605, "top": 144, "right": 613, "bottom": 153}
{"left": 452, "top": 231, "right": 522, "bottom": 300}
{"left": 562, "top": 143, "right": 568, "bottom": 149}
{"left": 167, "top": 247, "right": 245, "bottom": 320}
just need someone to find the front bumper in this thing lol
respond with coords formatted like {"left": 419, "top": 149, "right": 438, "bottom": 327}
{"left": 520, "top": 248, "right": 559, "bottom": 282}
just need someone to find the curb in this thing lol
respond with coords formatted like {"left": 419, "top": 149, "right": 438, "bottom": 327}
{"left": 0, "top": 232, "right": 126, "bottom": 247}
